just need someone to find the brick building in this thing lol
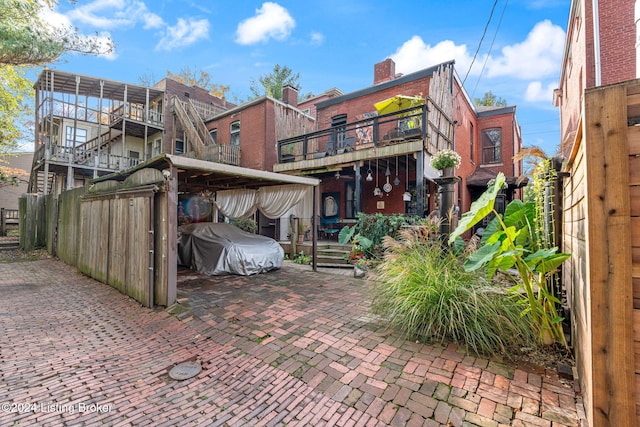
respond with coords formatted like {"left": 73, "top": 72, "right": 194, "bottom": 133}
{"left": 274, "top": 59, "right": 523, "bottom": 235}
{"left": 554, "top": 0, "right": 636, "bottom": 156}
{"left": 203, "top": 88, "right": 316, "bottom": 239}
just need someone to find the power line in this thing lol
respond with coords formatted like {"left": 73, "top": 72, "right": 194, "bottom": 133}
{"left": 461, "top": 0, "right": 499, "bottom": 87}
{"left": 471, "top": 0, "right": 509, "bottom": 99}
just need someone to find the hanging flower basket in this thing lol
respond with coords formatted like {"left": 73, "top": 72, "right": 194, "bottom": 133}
{"left": 430, "top": 149, "right": 461, "bottom": 171}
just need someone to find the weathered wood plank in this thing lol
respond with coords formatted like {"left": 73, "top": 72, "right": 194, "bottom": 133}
{"left": 108, "top": 198, "right": 127, "bottom": 292}
{"left": 154, "top": 190, "right": 168, "bottom": 306}
{"left": 629, "top": 126, "right": 640, "bottom": 155}
{"left": 583, "top": 84, "right": 635, "bottom": 425}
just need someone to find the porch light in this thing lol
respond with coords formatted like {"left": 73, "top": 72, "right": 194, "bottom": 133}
{"left": 366, "top": 160, "right": 373, "bottom": 181}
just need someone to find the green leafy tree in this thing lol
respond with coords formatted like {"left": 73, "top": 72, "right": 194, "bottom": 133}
{"left": 474, "top": 91, "right": 507, "bottom": 107}
{"left": 0, "top": 0, "right": 114, "bottom": 184}
{"left": 248, "top": 64, "right": 301, "bottom": 101}
{"left": 0, "top": 0, "right": 114, "bottom": 66}
{"left": 165, "top": 66, "right": 230, "bottom": 99}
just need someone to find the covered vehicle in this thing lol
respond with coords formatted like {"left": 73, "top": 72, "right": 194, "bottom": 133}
{"left": 177, "top": 223, "right": 284, "bottom": 276}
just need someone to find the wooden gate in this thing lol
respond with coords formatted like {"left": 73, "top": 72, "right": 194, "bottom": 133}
{"left": 78, "top": 186, "right": 156, "bottom": 307}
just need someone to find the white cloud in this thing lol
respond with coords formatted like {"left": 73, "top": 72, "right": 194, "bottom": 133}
{"left": 485, "top": 20, "right": 565, "bottom": 79}
{"left": 235, "top": 2, "right": 295, "bottom": 45}
{"left": 391, "top": 20, "right": 565, "bottom": 82}
{"left": 389, "top": 36, "right": 484, "bottom": 77}
{"left": 310, "top": 32, "right": 324, "bottom": 46}
{"left": 66, "top": 0, "right": 164, "bottom": 30}
{"left": 155, "top": 18, "right": 210, "bottom": 51}
{"left": 524, "top": 81, "right": 557, "bottom": 103}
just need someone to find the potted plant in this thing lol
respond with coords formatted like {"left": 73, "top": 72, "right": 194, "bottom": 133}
{"left": 353, "top": 257, "right": 370, "bottom": 278}
{"left": 297, "top": 219, "right": 307, "bottom": 244}
{"left": 430, "top": 149, "right": 461, "bottom": 176}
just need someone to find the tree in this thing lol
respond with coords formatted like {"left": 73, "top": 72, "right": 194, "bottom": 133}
{"left": 248, "top": 64, "right": 301, "bottom": 101}
{"left": 474, "top": 91, "right": 507, "bottom": 108}
{"left": 0, "top": 0, "right": 114, "bottom": 66}
{"left": 0, "top": 0, "right": 114, "bottom": 184}
{"left": 165, "top": 66, "right": 230, "bottom": 99}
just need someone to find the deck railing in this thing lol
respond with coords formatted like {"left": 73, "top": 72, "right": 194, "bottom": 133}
{"left": 277, "top": 106, "right": 427, "bottom": 163}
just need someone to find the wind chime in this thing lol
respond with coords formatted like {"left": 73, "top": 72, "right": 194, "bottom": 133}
{"left": 403, "top": 154, "right": 412, "bottom": 201}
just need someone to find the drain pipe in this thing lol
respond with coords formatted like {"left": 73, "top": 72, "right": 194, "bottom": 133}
{"left": 636, "top": 0, "right": 640, "bottom": 77}
{"left": 592, "top": 0, "right": 602, "bottom": 85}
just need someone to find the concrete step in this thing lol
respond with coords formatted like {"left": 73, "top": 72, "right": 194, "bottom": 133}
{"left": 317, "top": 262, "right": 354, "bottom": 269}
{"left": 317, "top": 254, "right": 350, "bottom": 264}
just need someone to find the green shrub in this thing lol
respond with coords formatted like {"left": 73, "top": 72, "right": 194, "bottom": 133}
{"left": 370, "top": 226, "right": 534, "bottom": 356}
{"left": 231, "top": 217, "right": 257, "bottom": 234}
{"left": 355, "top": 213, "right": 421, "bottom": 257}
{"left": 293, "top": 251, "right": 311, "bottom": 265}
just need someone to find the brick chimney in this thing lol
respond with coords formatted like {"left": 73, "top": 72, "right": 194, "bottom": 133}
{"left": 374, "top": 58, "right": 396, "bottom": 84}
{"left": 282, "top": 85, "right": 298, "bottom": 107}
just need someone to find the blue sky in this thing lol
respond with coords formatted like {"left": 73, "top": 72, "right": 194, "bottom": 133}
{"left": 42, "top": 0, "right": 570, "bottom": 156}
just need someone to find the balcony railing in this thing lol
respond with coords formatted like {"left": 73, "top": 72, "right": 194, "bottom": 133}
{"left": 110, "top": 103, "right": 163, "bottom": 126}
{"left": 180, "top": 143, "right": 241, "bottom": 166}
{"left": 277, "top": 106, "right": 427, "bottom": 163}
{"left": 42, "top": 144, "right": 141, "bottom": 170}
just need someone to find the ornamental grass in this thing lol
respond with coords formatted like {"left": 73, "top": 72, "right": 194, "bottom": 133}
{"left": 369, "top": 226, "right": 535, "bottom": 356}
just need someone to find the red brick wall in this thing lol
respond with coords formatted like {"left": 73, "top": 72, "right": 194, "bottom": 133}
{"left": 374, "top": 58, "right": 396, "bottom": 85}
{"left": 599, "top": 0, "right": 635, "bottom": 85}
{"left": 452, "top": 88, "right": 477, "bottom": 214}
{"left": 208, "top": 104, "right": 267, "bottom": 170}
{"left": 316, "top": 79, "right": 431, "bottom": 130}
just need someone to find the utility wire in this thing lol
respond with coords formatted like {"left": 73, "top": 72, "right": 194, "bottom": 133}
{"left": 461, "top": 0, "right": 499, "bottom": 87}
{"left": 471, "top": 0, "right": 509, "bottom": 100}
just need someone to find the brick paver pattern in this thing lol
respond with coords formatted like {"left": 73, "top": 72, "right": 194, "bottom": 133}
{"left": 0, "top": 259, "right": 586, "bottom": 426}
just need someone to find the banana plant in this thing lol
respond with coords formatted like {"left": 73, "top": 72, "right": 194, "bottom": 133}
{"left": 449, "top": 173, "right": 569, "bottom": 347}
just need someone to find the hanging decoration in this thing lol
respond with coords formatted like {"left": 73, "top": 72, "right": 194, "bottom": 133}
{"left": 383, "top": 160, "right": 392, "bottom": 193}
{"left": 403, "top": 154, "right": 412, "bottom": 201}
{"left": 374, "top": 158, "right": 382, "bottom": 196}
{"left": 366, "top": 159, "right": 373, "bottom": 181}
{"left": 393, "top": 156, "right": 400, "bottom": 186}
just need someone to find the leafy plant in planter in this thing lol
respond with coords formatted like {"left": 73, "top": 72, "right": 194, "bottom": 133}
{"left": 449, "top": 173, "right": 570, "bottom": 347}
{"left": 430, "top": 149, "right": 461, "bottom": 170}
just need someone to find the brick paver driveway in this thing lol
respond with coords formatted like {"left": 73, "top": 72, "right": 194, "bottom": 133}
{"left": 0, "top": 258, "right": 585, "bottom": 426}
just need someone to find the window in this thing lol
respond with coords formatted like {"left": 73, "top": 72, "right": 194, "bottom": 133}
{"left": 481, "top": 128, "right": 502, "bottom": 164}
{"left": 345, "top": 182, "right": 355, "bottom": 219}
{"left": 175, "top": 140, "right": 184, "bottom": 154}
{"left": 230, "top": 121, "right": 240, "bottom": 146}
{"left": 209, "top": 129, "right": 217, "bottom": 145}
{"left": 331, "top": 114, "right": 347, "bottom": 148}
{"left": 153, "top": 138, "right": 162, "bottom": 156}
{"left": 65, "top": 126, "right": 87, "bottom": 147}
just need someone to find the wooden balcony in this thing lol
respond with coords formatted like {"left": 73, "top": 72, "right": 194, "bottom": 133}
{"left": 274, "top": 106, "right": 428, "bottom": 173}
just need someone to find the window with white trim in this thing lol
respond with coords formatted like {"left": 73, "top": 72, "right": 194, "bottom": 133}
{"left": 230, "top": 121, "right": 240, "bottom": 146}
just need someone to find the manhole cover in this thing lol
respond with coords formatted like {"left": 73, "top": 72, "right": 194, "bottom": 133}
{"left": 169, "top": 361, "right": 202, "bottom": 380}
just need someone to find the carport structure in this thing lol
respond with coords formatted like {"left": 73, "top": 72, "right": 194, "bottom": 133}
{"left": 84, "top": 154, "right": 320, "bottom": 308}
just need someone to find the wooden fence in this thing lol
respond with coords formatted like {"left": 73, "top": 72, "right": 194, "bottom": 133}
{"left": 19, "top": 168, "right": 171, "bottom": 308}
{"left": 0, "top": 208, "right": 19, "bottom": 236}
{"left": 562, "top": 80, "right": 637, "bottom": 425}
